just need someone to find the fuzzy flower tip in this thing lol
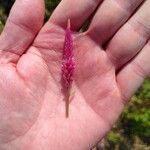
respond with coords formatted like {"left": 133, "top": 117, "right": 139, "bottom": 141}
{"left": 62, "top": 19, "right": 75, "bottom": 89}
{"left": 62, "top": 19, "right": 75, "bottom": 117}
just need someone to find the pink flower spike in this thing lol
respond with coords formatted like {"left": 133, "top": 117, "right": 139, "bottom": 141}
{"left": 62, "top": 19, "right": 75, "bottom": 118}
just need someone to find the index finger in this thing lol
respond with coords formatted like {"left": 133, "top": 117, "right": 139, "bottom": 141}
{"left": 0, "top": 0, "right": 45, "bottom": 61}
{"left": 49, "top": 0, "right": 102, "bottom": 30}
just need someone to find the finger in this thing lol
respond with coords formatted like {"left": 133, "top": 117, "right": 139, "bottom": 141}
{"left": 117, "top": 41, "right": 150, "bottom": 103}
{"left": 0, "top": 0, "right": 44, "bottom": 57}
{"left": 87, "top": 0, "right": 144, "bottom": 44}
{"left": 49, "top": 0, "right": 102, "bottom": 30}
{"left": 107, "top": 0, "right": 150, "bottom": 69}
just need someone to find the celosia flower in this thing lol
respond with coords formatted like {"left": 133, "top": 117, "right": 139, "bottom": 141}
{"left": 62, "top": 19, "right": 75, "bottom": 117}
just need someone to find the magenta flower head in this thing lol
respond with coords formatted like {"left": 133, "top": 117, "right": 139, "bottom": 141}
{"left": 62, "top": 19, "right": 75, "bottom": 89}
{"left": 62, "top": 19, "right": 75, "bottom": 117}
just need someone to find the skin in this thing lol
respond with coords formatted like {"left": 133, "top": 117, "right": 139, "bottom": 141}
{"left": 0, "top": 0, "right": 150, "bottom": 149}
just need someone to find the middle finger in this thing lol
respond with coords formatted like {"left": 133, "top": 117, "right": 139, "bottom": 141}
{"left": 87, "top": 0, "right": 144, "bottom": 44}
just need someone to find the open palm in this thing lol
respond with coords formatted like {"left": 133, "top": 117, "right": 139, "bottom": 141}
{"left": 0, "top": 0, "right": 150, "bottom": 149}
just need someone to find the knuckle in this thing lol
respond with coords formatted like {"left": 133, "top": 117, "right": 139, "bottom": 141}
{"left": 131, "top": 61, "right": 147, "bottom": 78}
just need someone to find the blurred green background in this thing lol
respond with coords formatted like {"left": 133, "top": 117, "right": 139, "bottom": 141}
{"left": 0, "top": 0, "right": 150, "bottom": 150}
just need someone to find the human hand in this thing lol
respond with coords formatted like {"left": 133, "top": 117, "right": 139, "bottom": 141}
{"left": 0, "top": 0, "right": 150, "bottom": 149}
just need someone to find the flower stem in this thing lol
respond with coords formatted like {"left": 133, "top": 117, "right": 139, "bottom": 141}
{"left": 66, "top": 87, "right": 70, "bottom": 118}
